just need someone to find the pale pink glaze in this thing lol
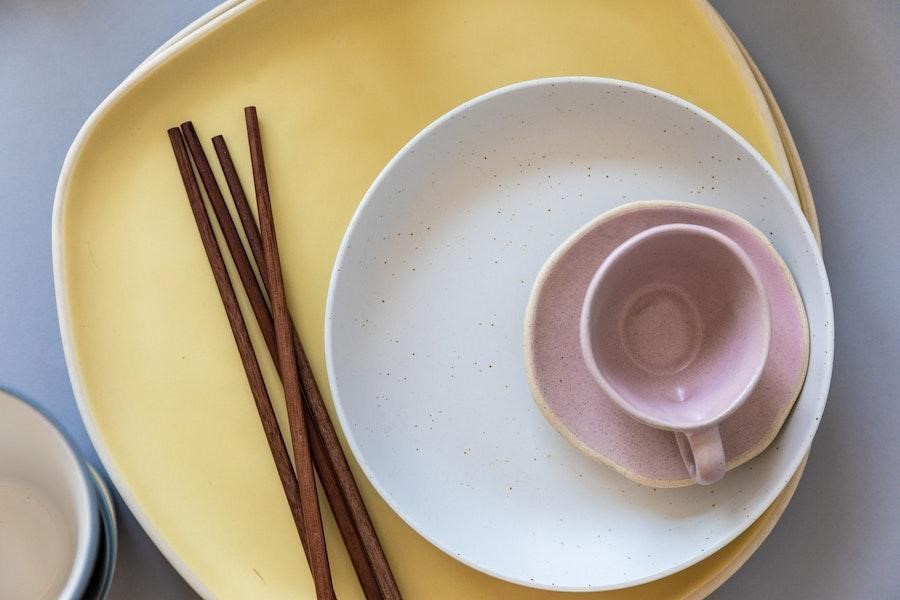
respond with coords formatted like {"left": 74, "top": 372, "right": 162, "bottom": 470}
{"left": 581, "top": 224, "right": 771, "bottom": 431}
{"left": 525, "top": 202, "right": 809, "bottom": 485}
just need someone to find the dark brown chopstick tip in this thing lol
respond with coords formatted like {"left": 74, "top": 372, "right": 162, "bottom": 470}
{"left": 167, "top": 127, "right": 183, "bottom": 149}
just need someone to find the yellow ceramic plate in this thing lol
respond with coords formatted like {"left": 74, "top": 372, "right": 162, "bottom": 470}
{"left": 54, "top": 0, "right": 815, "bottom": 597}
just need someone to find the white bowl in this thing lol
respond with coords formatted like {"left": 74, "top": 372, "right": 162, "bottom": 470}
{"left": 0, "top": 389, "right": 99, "bottom": 600}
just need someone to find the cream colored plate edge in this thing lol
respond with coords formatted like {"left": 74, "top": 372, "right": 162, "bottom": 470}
{"left": 51, "top": 3, "right": 259, "bottom": 598}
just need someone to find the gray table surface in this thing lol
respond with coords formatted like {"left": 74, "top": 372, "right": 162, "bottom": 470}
{"left": 2, "top": 1, "right": 897, "bottom": 598}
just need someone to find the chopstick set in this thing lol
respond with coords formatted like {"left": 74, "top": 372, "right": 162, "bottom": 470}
{"left": 168, "top": 109, "right": 401, "bottom": 600}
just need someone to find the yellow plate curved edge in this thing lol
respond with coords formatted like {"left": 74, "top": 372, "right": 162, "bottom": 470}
{"left": 51, "top": 0, "right": 818, "bottom": 597}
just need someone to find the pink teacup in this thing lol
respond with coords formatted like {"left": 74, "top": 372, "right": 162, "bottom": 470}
{"left": 580, "top": 223, "right": 772, "bottom": 485}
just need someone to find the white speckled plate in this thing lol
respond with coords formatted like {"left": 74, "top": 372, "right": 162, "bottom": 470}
{"left": 325, "top": 78, "right": 833, "bottom": 591}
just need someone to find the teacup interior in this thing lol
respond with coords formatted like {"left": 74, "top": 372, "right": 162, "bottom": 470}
{"left": 0, "top": 395, "right": 92, "bottom": 600}
{"left": 584, "top": 224, "right": 770, "bottom": 428}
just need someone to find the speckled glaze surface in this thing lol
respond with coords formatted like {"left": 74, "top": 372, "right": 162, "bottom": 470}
{"left": 527, "top": 201, "right": 809, "bottom": 486}
{"left": 328, "top": 78, "right": 832, "bottom": 590}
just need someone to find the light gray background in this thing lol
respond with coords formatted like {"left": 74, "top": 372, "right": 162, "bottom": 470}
{"left": 1, "top": 1, "right": 897, "bottom": 598}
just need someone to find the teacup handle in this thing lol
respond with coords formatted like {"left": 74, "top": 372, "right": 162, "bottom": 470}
{"left": 675, "top": 426, "right": 725, "bottom": 485}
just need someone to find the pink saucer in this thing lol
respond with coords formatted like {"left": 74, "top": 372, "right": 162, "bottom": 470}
{"left": 524, "top": 201, "right": 810, "bottom": 487}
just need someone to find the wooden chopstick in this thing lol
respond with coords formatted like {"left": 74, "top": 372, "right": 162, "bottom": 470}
{"left": 180, "top": 129, "right": 339, "bottom": 594}
{"left": 212, "top": 133, "right": 384, "bottom": 600}
{"left": 183, "top": 124, "right": 384, "bottom": 599}
{"left": 167, "top": 127, "right": 326, "bottom": 594}
{"left": 176, "top": 115, "right": 401, "bottom": 599}
{"left": 245, "top": 106, "right": 333, "bottom": 600}
{"left": 213, "top": 130, "right": 402, "bottom": 600}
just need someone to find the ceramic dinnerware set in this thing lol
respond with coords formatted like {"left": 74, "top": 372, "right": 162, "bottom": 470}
{"left": 26, "top": 3, "right": 833, "bottom": 596}
{"left": 11, "top": 72, "right": 830, "bottom": 599}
